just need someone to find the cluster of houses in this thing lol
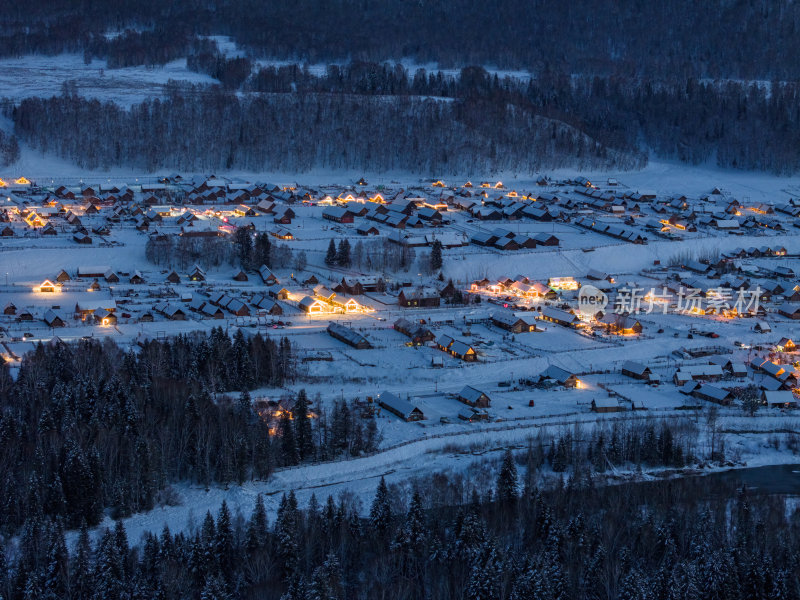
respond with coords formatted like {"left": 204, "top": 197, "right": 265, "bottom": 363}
{"left": 373, "top": 383, "right": 492, "bottom": 423}
{"left": 470, "top": 227, "right": 560, "bottom": 251}
{"left": 615, "top": 347, "right": 800, "bottom": 409}
{"left": 299, "top": 285, "right": 370, "bottom": 315}
{"left": 470, "top": 276, "right": 558, "bottom": 300}
{"left": 574, "top": 216, "right": 647, "bottom": 244}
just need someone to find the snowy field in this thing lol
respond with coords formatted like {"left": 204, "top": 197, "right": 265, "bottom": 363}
{"left": 0, "top": 54, "right": 217, "bottom": 107}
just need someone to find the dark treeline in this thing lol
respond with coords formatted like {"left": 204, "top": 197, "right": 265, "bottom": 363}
{"left": 0, "top": 332, "right": 379, "bottom": 533}
{"left": 85, "top": 30, "right": 216, "bottom": 69}
{"left": 13, "top": 62, "right": 800, "bottom": 173}
{"left": 146, "top": 230, "right": 298, "bottom": 272}
{"left": 3, "top": 1, "right": 800, "bottom": 79}
{"left": 249, "top": 62, "right": 800, "bottom": 173}
{"left": 0, "top": 22, "right": 212, "bottom": 69}
{"left": 13, "top": 85, "right": 629, "bottom": 173}
{"left": 0, "top": 129, "right": 20, "bottom": 167}
{"left": 1, "top": 425, "right": 795, "bottom": 599}
{"left": 188, "top": 51, "right": 254, "bottom": 90}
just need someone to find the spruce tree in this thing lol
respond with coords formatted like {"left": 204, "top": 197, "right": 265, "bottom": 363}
{"left": 200, "top": 575, "right": 231, "bottom": 600}
{"left": 93, "top": 528, "right": 124, "bottom": 600}
{"left": 294, "top": 389, "right": 314, "bottom": 461}
{"left": 308, "top": 553, "right": 343, "bottom": 600}
{"left": 246, "top": 494, "right": 268, "bottom": 553}
{"left": 496, "top": 449, "right": 518, "bottom": 504}
{"left": 72, "top": 522, "right": 93, "bottom": 599}
{"left": 234, "top": 227, "right": 253, "bottom": 269}
{"left": 336, "top": 239, "right": 351, "bottom": 267}
{"left": 325, "top": 239, "right": 337, "bottom": 266}
{"left": 279, "top": 412, "right": 299, "bottom": 466}
{"left": 215, "top": 501, "right": 234, "bottom": 582}
{"left": 466, "top": 542, "right": 502, "bottom": 600}
{"left": 369, "top": 477, "right": 392, "bottom": 539}
{"left": 392, "top": 490, "right": 428, "bottom": 573}
{"left": 255, "top": 233, "right": 272, "bottom": 268}
{"left": 275, "top": 492, "right": 300, "bottom": 578}
{"left": 430, "top": 240, "right": 443, "bottom": 272}
{"left": 113, "top": 519, "right": 130, "bottom": 583}
{"left": 280, "top": 575, "right": 307, "bottom": 600}
{"left": 43, "top": 521, "right": 68, "bottom": 600}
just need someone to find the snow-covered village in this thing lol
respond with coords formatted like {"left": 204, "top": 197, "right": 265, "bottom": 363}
{"left": 6, "top": 3, "right": 800, "bottom": 599}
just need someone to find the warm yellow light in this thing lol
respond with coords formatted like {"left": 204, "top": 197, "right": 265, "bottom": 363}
{"left": 549, "top": 277, "right": 579, "bottom": 291}
{"left": 0, "top": 179, "right": 6, "bottom": 187}
{"left": 35, "top": 280, "right": 58, "bottom": 293}
{"left": 14, "top": 177, "right": 30, "bottom": 185}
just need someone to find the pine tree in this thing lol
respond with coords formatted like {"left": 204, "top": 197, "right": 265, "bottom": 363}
{"left": 200, "top": 575, "right": 231, "bottom": 600}
{"left": 496, "top": 449, "right": 518, "bottom": 505}
{"left": 369, "top": 477, "right": 392, "bottom": 539}
{"left": 552, "top": 436, "right": 569, "bottom": 472}
{"left": 231, "top": 328, "right": 255, "bottom": 391}
{"left": 280, "top": 412, "right": 299, "bottom": 466}
{"left": 294, "top": 389, "right": 314, "bottom": 461}
{"left": 93, "top": 527, "right": 124, "bottom": 600}
{"left": 72, "top": 522, "right": 93, "bottom": 598}
{"left": 43, "top": 521, "right": 69, "bottom": 600}
{"left": 255, "top": 233, "right": 272, "bottom": 268}
{"left": 23, "top": 571, "right": 43, "bottom": 600}
{"left": 246, "top": 494, "right": 268, "bottom": 553}
{"left": 113, "top": 519, "right": 130, "bottom": 583}
{"left": 238, "top": 389, "right": 252, "bottom": 416}
{"left": 325, "top": 239, "right": 337, "bottom": 266}
{"left": 392, "top": 490, "right": 428, "bottom": 574}
{"left": 138, "top": 532, "right": 162, "bottom": 597}
{"left": 215, "top": 501, "right": 235, "bottom": 582}
{"left": 234, "top": 227, "right": 253, "bottom": 269}
{"left": 275, "top": 492, "right": 300, "bottom": 578}
{"left": 0, "top": 545, "right": 9, "bottom": 600}
{"left": 336, "top": 239, "right": 351, "bottom": 267}
{"left": 322, "top": 494, "right": 338, "bottom": 543}
{"left": 430, "top": 240, "right": 443, "bottom": 272}
{"left": 466, "top": 542, "right": 502, "bottom": 600}
{"left": 308, "top": 553, "right": 343, "bottom": 600}
{"left": 510, "top": 560, "right": 547, "bottom": 600}
{"left": 280, "top": 575, "right": 308, "bottom": 600}
{"left": 200, "top": 511, "right": 218, "bottom": 576}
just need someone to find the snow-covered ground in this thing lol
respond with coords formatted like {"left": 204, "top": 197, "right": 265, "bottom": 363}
{"left": 0, "top": 54, "right": 217, "bottom": 107}
{"left": 68, "top": 411, "right": 800, "bottom": 548}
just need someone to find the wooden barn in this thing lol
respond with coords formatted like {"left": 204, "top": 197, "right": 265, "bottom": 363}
{"left": 491, "top": 311, "right": 537, "bottom": 333}
{"left": 327, "top": 322, "right": 371, "bottom": 349}
{"left": 621, "top": 361, "right": 652, "bottom": 380}
{"left": 377, "top": 391, "right": 424, "bottom": 422}
{"left": 457, "top": 386, "right": 491, "bottom": 408}
{"left": 398, "top": 288, "right": 441, "bottom": 308}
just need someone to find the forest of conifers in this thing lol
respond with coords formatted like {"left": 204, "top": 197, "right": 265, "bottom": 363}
{"left": 3, "top": 1, "right": 800, "bottom": 173}
{"left": 0, "top": 335, "right": 794, "bottom": 599}
{"left": 1, "top": 356, "right": 797, "bottom": 600}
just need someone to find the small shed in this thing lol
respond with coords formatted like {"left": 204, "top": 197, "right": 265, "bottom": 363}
{"left": 591, "top": 398, "right": 625, "bottom": 413}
